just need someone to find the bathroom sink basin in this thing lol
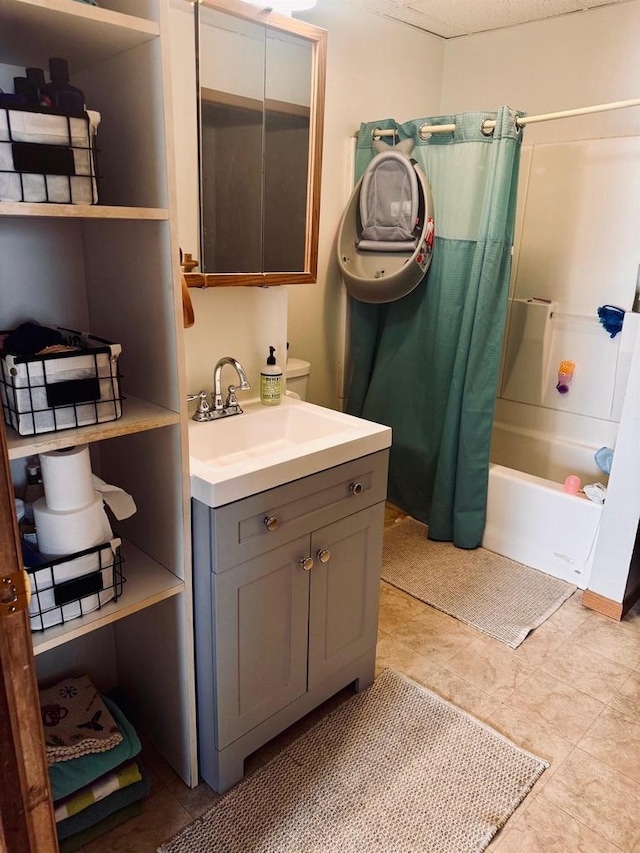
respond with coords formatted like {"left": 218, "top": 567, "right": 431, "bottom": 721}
{"left": 189, "top": 397, "right": 391, "bottom": 507}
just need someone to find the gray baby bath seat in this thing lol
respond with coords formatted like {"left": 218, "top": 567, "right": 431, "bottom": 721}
{"left": 338, "top": 138, "right": 434, "bottom": 303}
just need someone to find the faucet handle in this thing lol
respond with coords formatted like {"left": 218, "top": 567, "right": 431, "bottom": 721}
{"left": 187, "top": 390, "right": 212, "bottom": 421}
{"left": 224, "top": 384, "right": 243, "bottom": 414}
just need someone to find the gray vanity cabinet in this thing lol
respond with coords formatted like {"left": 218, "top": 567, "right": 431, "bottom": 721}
{"left": 193, "top": 449, "right": 389, "bottom": 793}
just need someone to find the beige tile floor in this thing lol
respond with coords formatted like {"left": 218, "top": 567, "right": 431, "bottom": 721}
{"left": 76, "top": 506, "right": 640, "bottom": 852}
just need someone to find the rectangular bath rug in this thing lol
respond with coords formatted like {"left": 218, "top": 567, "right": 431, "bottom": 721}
{"left": 159, "top": 669, "right": 547, "bottom": 853}
{"left": 382, "top": 516, "right": 575, "bottom": 648}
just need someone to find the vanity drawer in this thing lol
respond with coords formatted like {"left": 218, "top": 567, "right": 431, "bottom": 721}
{"left": 209, "top": 449, "right": 389, "bottom": 573}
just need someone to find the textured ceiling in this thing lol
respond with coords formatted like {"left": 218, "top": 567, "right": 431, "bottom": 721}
{"left": 340, "top": 0, "right": 628, "bottom": 38}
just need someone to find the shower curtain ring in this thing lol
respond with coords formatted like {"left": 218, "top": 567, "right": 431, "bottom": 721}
{"left": 372, "top": 127, "right": 397, "bottom": 140}
{"left": 480, "top": 119, "right": 495, "bottom": 136}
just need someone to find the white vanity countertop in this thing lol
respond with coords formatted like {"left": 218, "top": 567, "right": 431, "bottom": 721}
{"left": 189, "top": 396, "right": 392, "bottom": 508}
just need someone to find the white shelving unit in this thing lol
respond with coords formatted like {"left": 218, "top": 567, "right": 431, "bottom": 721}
{"left": 0, "top": 0, "right": 197, "bottom": 787}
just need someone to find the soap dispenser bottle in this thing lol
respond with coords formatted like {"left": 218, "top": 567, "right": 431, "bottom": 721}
{"left": 260, "top": 346, "right": 283, "bottom": 406}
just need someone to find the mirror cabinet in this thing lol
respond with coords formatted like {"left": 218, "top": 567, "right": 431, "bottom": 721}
{"left": 185, "top": 0, "right": 327, "bottom": 288}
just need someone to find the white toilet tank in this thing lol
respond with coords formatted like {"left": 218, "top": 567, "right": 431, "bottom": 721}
{"left": 286, "top": 357, "right": 311, "bottom": 400}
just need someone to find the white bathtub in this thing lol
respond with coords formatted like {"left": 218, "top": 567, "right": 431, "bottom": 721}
{"left": 483, "top": 422, "right": 605, "bottom": 589}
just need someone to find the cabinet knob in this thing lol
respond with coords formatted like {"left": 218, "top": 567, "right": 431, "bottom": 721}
{"left": 264, "top": 515, "right": 279, "bottom": 532}
{"left": 349, "top": 482, "right": 363, "bottom": 496}
{"left": 300, "top": 556, "right": 314, "bottom": 571}
{"left": 316, "top": 549, "right": 331, "bottom": 564}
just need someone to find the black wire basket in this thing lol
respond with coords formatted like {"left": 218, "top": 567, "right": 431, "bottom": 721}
{"left": 0, "top": 104, "right": 100, "bottom": 204}
{"left": 27, "top": 538, "right": 125, "bottom": 633}
{"left": 0, "top": 330, "right": 123, "bottom": 436}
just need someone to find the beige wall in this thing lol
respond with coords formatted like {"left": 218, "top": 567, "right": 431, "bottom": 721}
{"left": 440, "top": 0, "right": 640, "bottom": 144}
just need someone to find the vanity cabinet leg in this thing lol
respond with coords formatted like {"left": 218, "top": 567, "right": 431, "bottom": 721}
{"left": 353, "top": 647, "right": 376, "bottom": 693}
{"left": 213, "top": 743, "right": 248, "bottom": 794}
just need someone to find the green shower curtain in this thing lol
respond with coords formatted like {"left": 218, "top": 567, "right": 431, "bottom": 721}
{"left": 347, "top": 107, "right": 524, "bottom": 548}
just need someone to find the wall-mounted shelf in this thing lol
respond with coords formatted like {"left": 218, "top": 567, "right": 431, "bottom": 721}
{"left": 6, "top": 395, "right": 180, "bottom": 460}
{"left": 0, "top": 203, "right": 169, "bottom": 221}
{"left": 0, "top": 0, "right": 159, "bottom": 70}
{"left": 31, "top": 539, "right": 184, "bottom": 655}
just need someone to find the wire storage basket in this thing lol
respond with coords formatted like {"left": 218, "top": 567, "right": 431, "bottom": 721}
{"left": 0, "top": 330, "right": 123, "bottom": 436}
{"left": 0, "top": 105, "right": 100, "bottom": 204}
{"left": 27, "top": 538, "right": 125, "bottom": 632}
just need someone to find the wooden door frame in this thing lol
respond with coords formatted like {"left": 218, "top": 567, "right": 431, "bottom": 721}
{"left": 0, "top": 420, "right": 57, "bottom": 852}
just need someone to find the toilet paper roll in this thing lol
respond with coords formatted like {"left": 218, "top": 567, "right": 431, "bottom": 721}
{"left": 33, "top": 494, "right": 113, "bottom": 556}
{"left": 40, "top": 445, "right": 95, "bottom": 512}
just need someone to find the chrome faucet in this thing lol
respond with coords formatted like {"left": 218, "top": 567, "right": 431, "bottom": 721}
{"left": 187, "top": 357, "right": 250, "bottom": 421}
{"left": 212, "top": 356, "right": 251, "bottom": 418}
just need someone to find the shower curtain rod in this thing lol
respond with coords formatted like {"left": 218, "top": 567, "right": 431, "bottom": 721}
{"left": 363, "top": 98, "right": 640, "bottom": 139}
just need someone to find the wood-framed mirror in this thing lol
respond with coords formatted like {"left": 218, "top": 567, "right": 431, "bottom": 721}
{"left": 185, "top": 0, "right": 327, "bottom": 288}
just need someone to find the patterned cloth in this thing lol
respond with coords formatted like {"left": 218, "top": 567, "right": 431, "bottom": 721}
{"left": 39, "top": 676, "right": 122, "bottom": 766}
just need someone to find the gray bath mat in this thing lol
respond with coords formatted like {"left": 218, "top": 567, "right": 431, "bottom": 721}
{"left": 383, "top": 517, "right": 575, "bottom": 648}
{"left": 158, "top": 669, "right": 547, "bottom": 853}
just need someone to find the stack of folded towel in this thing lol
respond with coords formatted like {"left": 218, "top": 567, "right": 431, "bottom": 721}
{"left": 39, "top": 675, "right": 150, "bottom": 851}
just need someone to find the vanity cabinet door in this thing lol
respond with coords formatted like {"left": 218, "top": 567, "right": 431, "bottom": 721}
{"left": 308, "top": 503, "right": 384, "bottom": 689}
{"left": 213, "top": 534, "right": 310, "bottom": 748}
